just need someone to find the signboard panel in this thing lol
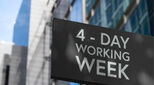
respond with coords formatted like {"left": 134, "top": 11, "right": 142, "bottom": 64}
{"left": 51, "top": 18, "right": 154, "bottom": 85}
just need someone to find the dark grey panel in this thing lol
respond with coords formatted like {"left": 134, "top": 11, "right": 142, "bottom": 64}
{"left": 51, "top": 18, "right": 154, "bottom": 85}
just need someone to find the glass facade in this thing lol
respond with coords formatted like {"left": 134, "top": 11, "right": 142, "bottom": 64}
{"left": 89, "top": 2, "right": 101, "bottom": 26}
{"left": 88, "top": 0, "right": 131, "bottom": 28}
{"left": 123, "top": 0, "right": 151, "bottom": 36}
{"left": 146, "top": 0, "right": 153, "bottom": 36}
{"left": 13, "top": 0, "right": 30, "bottom": 47}
{"left": 69, "top": 0, "right": 82, "bottom": 22}
{"left": 87, "top": 0, "right": 153, "bottom": 36}
{"left": 86, "top": 0, "right": 95, "bottom": 17}
{"left": 106, "top": 3, "right": 112, "bottom": 24}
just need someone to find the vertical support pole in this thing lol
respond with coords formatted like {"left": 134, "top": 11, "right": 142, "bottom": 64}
{"left": 82, "top": 0, "right": 87, "bottom": 23}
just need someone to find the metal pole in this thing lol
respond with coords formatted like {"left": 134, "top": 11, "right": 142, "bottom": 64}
{"left": 82, "top": 0, "right": 87, "bottom": 23}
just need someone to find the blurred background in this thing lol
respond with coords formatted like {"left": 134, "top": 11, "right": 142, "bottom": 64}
{"left": 0, "top": 0, "right": 153, "bottom": 85}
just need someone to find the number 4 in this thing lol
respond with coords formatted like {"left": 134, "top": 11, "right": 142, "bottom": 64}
{"left": 76, "top": 29, "right": 85, "bottom": 41}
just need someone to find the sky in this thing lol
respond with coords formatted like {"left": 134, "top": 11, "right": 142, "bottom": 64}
{"left": 0, "top": 0, "right": 22, "bottom": 43}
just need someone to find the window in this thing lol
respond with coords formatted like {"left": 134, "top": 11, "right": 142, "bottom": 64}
{"left": 112, "top": 0, "right": 122, "bottom": 11}
{"left": 89, "top": 3, "right": 101, "bottom": 26}
{"left": 105, "top": 0, "right": 111, "bottom": 6}
{"left": 130, "top": 11, "right": 138, "bottom": 30}
{"left": 139, "top": 0, "right": 146, "bottom": 14}
{"left": 106, "top": 5, "right": 112, "bottom": 24}
{"left": 123, "top": 21, "right": 133, "bottom": 32}
{"left": 135, "top": 0, "right": 147, "bottom": 22}
{"left": 5, "top": 65, "right": 10, "bottom": 85}
{"left": 69, "top": 0, "right": 82, "bottom": 22}
{"left": 86, "top": 0, "right": 95, "bottom": 17}
{"left": 113, "top": 7, "right": 123, "bottom": 28}
{"left": 141, "top": 17, "right": 150, "bottom": 35}
{"left": 136, "top": 6, "right": 142, "bottom": 21}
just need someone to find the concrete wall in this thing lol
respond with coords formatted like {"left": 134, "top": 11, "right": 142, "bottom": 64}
{"left": 0, "top": 43, "right": 27, "bottom": 85}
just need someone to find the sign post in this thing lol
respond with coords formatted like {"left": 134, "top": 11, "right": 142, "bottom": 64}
{"left": 51, "top": 18, "right": 154, "bottom": 85}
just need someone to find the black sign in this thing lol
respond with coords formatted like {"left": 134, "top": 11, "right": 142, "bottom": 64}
{"left": 51, "top": 18, "right": 154, "bottom": 85}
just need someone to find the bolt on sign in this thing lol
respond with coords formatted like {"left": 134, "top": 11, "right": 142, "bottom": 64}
{"left": 51, "top": 18, "right": 154, "bottom": 85}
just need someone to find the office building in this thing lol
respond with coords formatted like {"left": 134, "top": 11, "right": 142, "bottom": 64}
{"left": 26, "top": 0, "right": 60, "bottom": 85}
{"left": 0, "top": 43, "right": 27, "bottom": 85}
{"left": 122, "top": 0, "right": 153, "bottom": 36}
{"left": 84, "top": 0, "right": 153, "bottom": 36}
{"left": 11, "top": 0, "right": 153, "bottom": 85}
{"left": 13, "top": 0, "right": 30, "bottom": 47}
{"left": 0, "top": 43, "right": 12, "bottom": 85}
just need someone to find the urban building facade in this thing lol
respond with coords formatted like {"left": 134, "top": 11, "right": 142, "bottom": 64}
{"left": 122, "top": 0, "right": 153, "bottom": 36}
{"left": 84, "top": 0, "right": 153, "bottom": 36}
{"left": 0, "top": 43, "right": 12, "bottom": 85}
{"left": 9, "top": 0, "right": 153, "bottom": 85}
{"left": 0, "top": 43, "right": 27, "bottom": 85}
{"left": 13, "top": 0, "right": 30, "bottom": 47}
{"left": 26, "top": 0, "right": 61, "bottom": 85}
{"left": 53, "top": 0, "right": 153, "bottom": 37}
